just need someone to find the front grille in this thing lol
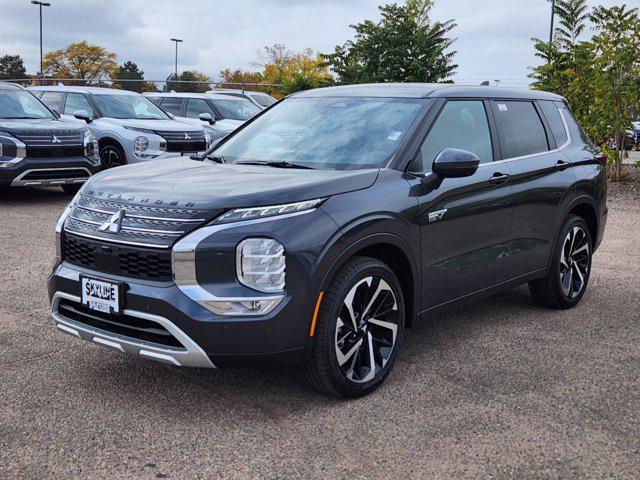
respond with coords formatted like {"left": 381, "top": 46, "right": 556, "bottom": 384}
{"left": 63, "top": 194, "right": 216, "bottom": 248}
{"left": 63, "top": 234, "right": 173, "bottom": 282}
{"left": 165, "top": 140, "right": 207, "bottom": 153}
{"left": 155, "top": 130, "right": 206, "bottom": 153}
{"left": 22, "top": 169, "right": 89, "bottom": 181}
{"left": 57, "top": 299, "right": 182, "bottom": 348}
{"left": 26, "top": 145, "right": 85, "bottom": 158}
{"left": 11, "top": 129, "right": 84, "bottom": 146}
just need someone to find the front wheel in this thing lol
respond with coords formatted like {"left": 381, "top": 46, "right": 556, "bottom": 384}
{"left": 529, "top": 215, "right": 592, "bottom": 309}
{"left": 301, "top": 256, "right": 405, "bottom": 398}
{"left": 99, "top": 143, "right": 126, "bottom": 170}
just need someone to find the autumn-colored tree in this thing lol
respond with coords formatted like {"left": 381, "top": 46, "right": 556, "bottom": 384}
{"left": 167, "top": 70, "right": 211, "bottom": 93}
{"left": 218, "top": 68, "right": 263, "bottom": 91}
{"left": 43, "top": 41, "right": 118, "bottom": 83}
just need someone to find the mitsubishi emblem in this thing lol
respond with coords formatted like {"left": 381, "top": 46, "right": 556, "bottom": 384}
{"left": 184, "top": 132, "right": 191, "bottom": 140}
{"left": 99, "top": 209, "right": 125, "bottom": 233}
{"left": 52, "top": 135, "right": 61, "bottom": 144}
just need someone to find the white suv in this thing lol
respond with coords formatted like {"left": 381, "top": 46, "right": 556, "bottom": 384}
{"left": 144, "top": 92, "right": 261, "bottom": 141}
{"left": 30, "top": 86, "right": 210, "bottom": 168}
{"left": 207, "top": 89, "right": 277, "bottom": 109}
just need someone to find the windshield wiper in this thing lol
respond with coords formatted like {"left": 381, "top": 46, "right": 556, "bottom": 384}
{"left": 236, "top": 160, "right": 315, "bottom": 170}
{"left": 205, "top": 155, "right": 227, "bottom": 164}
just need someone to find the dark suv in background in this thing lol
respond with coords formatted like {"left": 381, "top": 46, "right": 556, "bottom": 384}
{"left": 48, "top": 83, "right": 607, "bottom": 397}
{"left": 0, "top": 82, "right": 99, "bottom": 192}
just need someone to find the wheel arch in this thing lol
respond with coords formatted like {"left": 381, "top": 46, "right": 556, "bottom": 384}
{"left": 98, "top": 137, "right": 128, "bottom": 164}
{"left": 562, "top": 196, "right": 599, "bottom": 246}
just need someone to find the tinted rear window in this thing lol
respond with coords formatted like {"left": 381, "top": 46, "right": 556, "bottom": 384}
{"left": 159, "top": 97, "right": 183, "bottom": 115}
{"left": 492, "top": 101, "right": 549, "bottom": 158}
{"left": 539, "top": 100, "right": 568, "bottom": 147}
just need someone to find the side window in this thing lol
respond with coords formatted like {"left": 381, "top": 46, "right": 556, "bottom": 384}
{"left": 413, "top": 100, "right": 493, "bottom": 173}
{"left": 539, "top": 100, "right": 568, "bottom": 147}
{"left": 159, "top": 97, "right": 184, "bottom": 115}
{"left": 185, "top": 98, "right": 215, "bottom": 118}
{"left": 492, "top": 101, "right": 549, "bottom": 158}
{"left": 39, "top": 91, "right": 65, "bottom": 112}
{"left": 64, "top": 93, "right": 95, "bottom": 117}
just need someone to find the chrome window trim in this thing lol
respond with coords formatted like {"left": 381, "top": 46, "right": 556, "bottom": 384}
{"left": 480, "top": 105, "right": 572, "bottom": 168}
{"left": 172, "top": 209, "right": 314, "bottom": 316}
{"left": 51, "top": 291, "right": 215, "bottom": 368}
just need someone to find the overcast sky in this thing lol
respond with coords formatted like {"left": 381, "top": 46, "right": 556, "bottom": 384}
{"left": 0, "top": 0, "right": 625, "bottom": 87}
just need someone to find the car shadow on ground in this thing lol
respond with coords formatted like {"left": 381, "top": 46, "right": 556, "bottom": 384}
{"left": 0, "top": 186, "right": 72, "bottom": 203}
{"left": 60, "top": 284, "right": 545, "bottom": 419}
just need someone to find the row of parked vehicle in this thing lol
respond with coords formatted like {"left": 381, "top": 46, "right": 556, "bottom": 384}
{"left": 0, "top": 81, "right": 275, "bottom": 191}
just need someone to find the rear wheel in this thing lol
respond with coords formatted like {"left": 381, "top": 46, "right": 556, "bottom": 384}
{"left": 301, "top": 256, "right": 405, "bottom": 398}
{"left": 529, "top": 215, "right": 592, "bottom": 309}
{"left": 99, "top": 142, "right": 126, "bottom": 170}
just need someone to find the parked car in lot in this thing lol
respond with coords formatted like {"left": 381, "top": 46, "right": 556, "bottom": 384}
{"left": 49, "top": 83, "right": 607, "bottom": 397}
{"left": 0, "top": 82, "right": 99, "bottom": 192}
{"left": 144, "top": 92, "right": 261, "bottom": 141}
{"left": 29, "top": 86, "right": 211, "bottom": 169}
{"left": 207, "top": 88, "right": 278, "bottom": 109}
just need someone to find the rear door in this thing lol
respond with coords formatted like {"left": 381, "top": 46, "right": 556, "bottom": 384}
{"left": 490, "top": 99, "right": 576, "bottom": 280}
{"left": 410, "top": 99, "right": 514, "bottom": 309}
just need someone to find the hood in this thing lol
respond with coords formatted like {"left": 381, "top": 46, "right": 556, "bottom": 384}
{"left": 0, "top": 118, "right": 85, "bottom": 132}
{"left": 215, "top": 119, "right": 244, "bottom": 131}
{"left": 83, "top": 157, "right": 378, "bottom": 213}
{"left": 100, "top": 117, "right": 204, "bottom": 132}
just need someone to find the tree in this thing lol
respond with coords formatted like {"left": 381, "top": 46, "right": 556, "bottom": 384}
{"left": 325, "top": 0, "right": 457, "bottom": 84}
{"left": 255, "top": 44, "right": 332, "bottom": 95}
{"left": 113, "top": 61, "right": 144, "bottom": 92}
{"left": 0, "top": 55, "right": 27, "bottom": 81}
{"left": 218, "top": 68, "right": 262, "bottom": 91}
{"left": 553, "top": 0, "right": 590, "bottom": 47}
{"left": 167, "top": 70, "right": 211, "bottom": 93}
{"left": 42, "top": 41, "right": 118, "bottom": 83}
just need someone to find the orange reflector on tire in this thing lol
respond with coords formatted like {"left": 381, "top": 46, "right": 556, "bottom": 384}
{"left": 309, "top": 291, "right": 324, "bottom": 337}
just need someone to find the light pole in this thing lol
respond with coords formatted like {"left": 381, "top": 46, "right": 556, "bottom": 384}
{"left": 549, "top": 0, "right": 556, "bottom": 44}
{"left": 170, "top": 38, "right": 183, "bottom": 80}
{"left": 31, "top": 1, "right": 50, "bottom": 85}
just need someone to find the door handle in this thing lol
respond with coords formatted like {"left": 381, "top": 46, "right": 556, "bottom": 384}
{"left": 555, "top": 160, "right": 570, "bottom": 171}
{"left": 488, "top": 172, "right": 510, "bottom": 185}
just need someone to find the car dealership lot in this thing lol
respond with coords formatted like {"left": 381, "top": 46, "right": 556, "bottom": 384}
{"left": 1, "top": 186, "right": 639, "bottom": 479}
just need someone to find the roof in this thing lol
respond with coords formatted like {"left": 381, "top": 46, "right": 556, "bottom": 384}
{"left": 292, "top": 83, "right": 565, "bottom": 101}
{"left": 28, "top": 85, "right": 139, "bottom": 96}
{"left": 144, "top": 92, "right": 243, "bottom": 101}
{"left": 0, "top": 82, "right": 25, "bottom": 91}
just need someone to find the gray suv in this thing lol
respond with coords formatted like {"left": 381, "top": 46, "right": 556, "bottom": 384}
{"left": 0, "top": 82, "right": 99, "bottom": 193}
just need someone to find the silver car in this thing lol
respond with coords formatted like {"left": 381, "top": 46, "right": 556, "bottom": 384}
{"left": 144, "top": 92, "right": 261, "bottom": 141}
{"left": 207, "top": 88, "right": 278, "bottom": 109}
{"left": 30, "top": 86, "right": 211, "bottom": 168}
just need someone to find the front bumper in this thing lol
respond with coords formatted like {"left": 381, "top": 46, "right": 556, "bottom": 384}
{"left": 0, "top": 157, "right": 100, "bottom": 188}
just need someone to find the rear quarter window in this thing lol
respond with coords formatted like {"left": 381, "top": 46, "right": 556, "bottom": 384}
{"left": 492, "top": 100, "right": 549, "bottom": 159}
{"left": 539, "top": 100, "right": 568, "bottom": 147}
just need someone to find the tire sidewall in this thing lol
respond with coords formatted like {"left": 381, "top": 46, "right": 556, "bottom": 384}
{"left": 321, "top": 260, "right": 405, "bottom": 397}
{"left": 552, "top": 216, "right": 592, "bottom": 307}
{"left": 99, "top": 143, "right": 125, "bottom": 170}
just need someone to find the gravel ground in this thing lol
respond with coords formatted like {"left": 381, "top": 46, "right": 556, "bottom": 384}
{"left": 0, "top": 186, "right": 639, "bottom": 479}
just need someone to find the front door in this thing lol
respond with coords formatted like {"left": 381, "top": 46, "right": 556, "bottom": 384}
{"left": 408, "top": 99, "right": 513, "bottom": 310}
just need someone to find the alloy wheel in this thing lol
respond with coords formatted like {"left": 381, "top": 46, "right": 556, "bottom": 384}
{"left": 559, "top": 226, "right": 590, "bottom": 299}
{"left": 100, "top": 146, "right": 122, "bottom": 169}
{"left": 335, "top": 276, "right": 399, "bottom": 383}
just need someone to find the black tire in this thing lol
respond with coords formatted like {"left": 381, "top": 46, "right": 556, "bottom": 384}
{"left": 301, "top": 256, "right": 405, "bottom": 398}
{"left": 99, "top": 142, "right": 126, "bottom": 170}
{"left": 61, "top": 184, "right": 82, "bottom": 195}
{"left": 529, "top": 215, "right": 592, "bottom": 309}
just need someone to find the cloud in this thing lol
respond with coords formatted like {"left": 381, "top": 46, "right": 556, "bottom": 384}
{"left": 0, "top": 0, "right": 623, "bottom": 86}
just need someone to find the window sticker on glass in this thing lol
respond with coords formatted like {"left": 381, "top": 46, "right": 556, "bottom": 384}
{"left": 387, "top": 130, "right": 403, "bottom": 141}
{"left": 498, "top": 104, "right": 508, "bottom": 112}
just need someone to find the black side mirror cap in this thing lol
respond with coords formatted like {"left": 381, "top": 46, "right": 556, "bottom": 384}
{"left": 430, "top": 148, "right": 480, "bottom": 179}
{"left": 73, "top": 109, "right": 92, "bottom": 124}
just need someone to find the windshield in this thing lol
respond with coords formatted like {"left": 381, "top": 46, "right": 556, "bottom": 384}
{"left": 92, "top": 94, "right": 169, "bottom": 120}
{"left": 0, "top": 90, "right": 54, "bottom": 119}
{"left": 213, "top": 99, "right": 261, "bottom": 121}
{"left": 213, "top": 97, "right": 425, "bottom": 170}
{"left": 251, "top": 93, "right": 277, "bottom": 107}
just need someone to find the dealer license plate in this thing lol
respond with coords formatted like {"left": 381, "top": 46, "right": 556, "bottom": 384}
{"left": 80, "top": 276, "right": 122, "bottom": 314}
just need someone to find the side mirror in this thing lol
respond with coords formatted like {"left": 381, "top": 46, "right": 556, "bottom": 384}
{"left": 73, "top": 109, "right": 92, "bottom": 123}
{"left": 198, "top": 112, "right": 215, "bottom": 125}
{"left": 166, "top": 112, "right": 175, "bottom": 119}
{"left": 431, "top": 148, "right": 480, "bottom": 179}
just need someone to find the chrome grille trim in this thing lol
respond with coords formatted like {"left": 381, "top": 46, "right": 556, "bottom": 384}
{"left": 74, "top": 203, "right": 204, "bottom": 223}
{"left": 153, "top": 130, "right": 206, "bottom": 142}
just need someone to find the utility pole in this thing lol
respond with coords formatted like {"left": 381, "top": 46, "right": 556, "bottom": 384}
{"left": 31, "top": 1, "right": 50, "bottom": 85}
{"left": 170, "top": 38, "right": 183, "bottom": 79}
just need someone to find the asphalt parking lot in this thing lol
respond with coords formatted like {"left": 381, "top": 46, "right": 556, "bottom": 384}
{"left": 1, "top": 185, "right": 639, "bottom": 479}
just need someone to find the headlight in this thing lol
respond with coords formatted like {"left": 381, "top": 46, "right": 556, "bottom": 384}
{"left": 83, "top": 131, "right": 99, "bottom": 164}
{"left": 0, "top": 131, "right": 26, "bottom": 168}
{"left": 124, "top": 126, "right": 155, "bottom": 134}
{"left": 236, "top": 238, "right": 285, "bottom": 293}
{"left": 134, "top": 136, "right": 149, "bottom": 154}
{"left": 215, "top": 198, "right": 325, "bottom": 224}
